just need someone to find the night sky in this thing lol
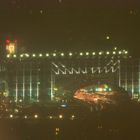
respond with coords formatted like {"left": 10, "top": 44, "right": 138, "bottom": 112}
{"left": 0, "top": 0, "right": 140, "bottom": 56}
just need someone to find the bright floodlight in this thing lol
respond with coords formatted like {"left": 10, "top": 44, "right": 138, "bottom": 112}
{"left": 118, "top": 51, "right": 122, "bottom": 54}
{"left": 99, "top": 52, "right": 102, "bottom": 55}
{"left": 20, "top": 54, "right": 23, "bottom": 57}
{"left": 61, "top": 53, "right": 64, "bottom": 56}
{"left": 106, "top": 36, "right": 110, "bottom": 40}
{"left": 69, "top": 52, "right": 73, "bottom": 56}
{"left": 125, "top": 51, "right": 128, "bottom": 54}
{"left": 46, "top": 53, "right": 49, "bottom": 57}
{"left": 39, "top": 54, "right": 43, "bottom": 57}
{"left": 113, "top": 51, "right": 116, "bottom": 54}
{"left": 25, "top": 54, "right": 29, "bottom": 57}
{"left": 86, "top": 52, "right": 89, "bottom": 55}
{"left": 53, "top": 53, "right": 56, "bottom": 56}
{"left": 24, "top": 115, "right": 28, "bottom": 119}
{"left": 34, "top": 114, "right": 38, "bottom": 119}
{"left": 80, "top": 52, "right": 83, "bottom": 56}
{"left": 7, "top": 54, "right": 10, "bottom": 58}
{"left": 49, "top": 116, "right": 53, "bottom": 119}
{"left": 59, "top": 114, "right": 63, "bottom": 119}
{"left": 106, "top": 52, "right": 110, "bottom": 55}
{"left": 13, "top": 54, "right": 17, "bottom": 58}
{"left": 92, "top": 52, "right": 95, "bottom": 55}
{"left": 71, "top": 115, "right": 75, "bottom": 120}
{"left": 10, "top": 114, "right": 13, "bottom": 118}
{"left": 32, "top": 54, "right": 36, "bottom": 57}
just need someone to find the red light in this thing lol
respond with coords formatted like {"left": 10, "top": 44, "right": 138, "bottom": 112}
{"left": 6, "top": 40, "right": 10, "bottom": 44}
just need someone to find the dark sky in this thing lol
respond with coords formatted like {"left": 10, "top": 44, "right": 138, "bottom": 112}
{"left": 0, "top": 0, "right": 140, "bottom": 56}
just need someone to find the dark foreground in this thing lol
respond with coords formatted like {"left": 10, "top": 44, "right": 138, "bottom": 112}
{"left": 0, "top": 101, "right": 140, "bottom": 140}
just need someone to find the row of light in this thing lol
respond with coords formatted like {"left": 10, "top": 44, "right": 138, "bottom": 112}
{"left": 9, "top": 114, "right": 75, "bottom": 120}
{"left": 6, "top": 51, "right": 128, "bottom": 58}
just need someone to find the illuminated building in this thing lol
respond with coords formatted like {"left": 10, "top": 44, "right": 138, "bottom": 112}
{"left": 0, "top": 47, "right": 140, "bottom": 103}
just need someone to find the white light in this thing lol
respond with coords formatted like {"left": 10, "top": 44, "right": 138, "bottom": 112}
{"left": 106, "top": 36, "right": 110, "bottom": 40}
{"left": 46, "top": 53, "right": 49, "bottom": 57}
{"left": 86, "top": 52, "right": 89, "bottom": 55}
{"left": 34, "top": 114, "right": 38, "bottom": 119}
{"left": 118, "top": 51, "right": 122, "bottom": 54}
{"left": 125, "top": 51, "right": 128, "bottom": 54}
{"left": 106, "top": 52, "right": 110, "bottom": 55}
{"left": 32, "top": 54, "right": 36, "bottom": 57}
{"left": 92, "top": 52, "right": 95, "bottom": 55}
{"left": 39, "top": 54, "right": 43, "bottom": 57}
{"left": 25, "top": 54, "right": 29, "bottom": 57}
{"left": 13, "top": 54, "right": 17, "bottom": 58}
{"left": 99, "top": 52, "right": 102, "bottom": 55}
{"left": 7, "top": 54, "right": 10, "bottom": 58}
{"left": 71, "top": 115, "right": 75, "bottom": 120}
{"left": 113, "top": 51, "right": 116, "bottom": 54}
{"left": 59, "top": 114, "right": 63, "bottom": 119}
{"left": 69, "top": 52, "right": 73, "bottom": 56}
{"left": 53, "top": 53, "right": 56, "bottom": 56}
{"left": 19, "top": 99, "right": 22, "bottom": 103}
{"left": 24, "top": 115, "right": 28, "bottom": 119}
{"left": 20, "top": 54, "right": 23, "bottom": 57}
{"left": 80, "top": 52, "right": 83, "bottom": 56}
{"left": 49, "top": 116, "right": 53, "bottom": 119}
{"left": 10, "top": 114, "right": 13, "bottom": 118}
{"left": 61, "top": 53, "right": 64, "bottom": 56}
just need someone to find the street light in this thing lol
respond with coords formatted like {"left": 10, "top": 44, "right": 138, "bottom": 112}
{"left": 69, "top": 52, "right": 73, "bottom": 56}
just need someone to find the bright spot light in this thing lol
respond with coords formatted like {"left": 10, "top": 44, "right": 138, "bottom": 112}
{"left": 19, "top": 99, "right": 22, "bottom": 103}
{"left": 113, "top": 51, "right": 116, "bottom": 54}
{"left": 56, "top": 128, "right": 60, "bottom": 131}
{"left": 54, "top": 88, "right": 58, "bottom": 91}
{"left": 106, "top": 36, "right": 110, "bottom": 40}
{"left": 109, "top": 88, "right": 112, "bottom": 91}
{"left": 53, "top": 53, "right": 56, "bottom": 56}
{"left": 39, "top": 54, "right": 43, "bottom": 57}
{"left": 32, "top": 54, "right": 36, "bottom": 57}
{"left": 125, "top": 51, "right": 128, "bottom": 54}
{"left": 20, "top": 54, "right": 23, "bottom": 57}
{"left": 80, "top": 52, "right": 83, "bottom": 56}
{"left": 59, "top": 115, "right": 63, "bottom": 119}
{"left": 118, "top": 51, "right": 122, "bottom": 54}
{"left": 10, "top": 114, "right": 13, "bottom": 118}
{"left": 61, "top": 53, "right": 64, "bottom": 56}
{"left": 71, "top": 115, "right": 75, "bottom": 120}
{"left": 7, "top": 54, "right": 10, "bottom": 58}
{"left": 49, "top": 116, "right": 53, "bottom": 119}
{"left": 99, "top": 52, "right": 102, "bottom": 55}
{"left": 92, "top": 52, "right": 95, "bottom": 55}
{"left": 13, "top": 54, "right": 17, "bottom": 58}
{"left": 34, "top": 114, "right": 38, "bottom": 119}
{"left": 106, "top": 52, "right": 110, "bottom": 55}
{"left": 69, "top": 52, "right": 73, "bottom": 56}
{"left": 24, "top": 115, "right": 28, "bottom": 119}
{"left": 46, "top": 53, "right": 49, "bottom": 57}
{"left": 86, "top": 52, "right": 89, "bottom": 55}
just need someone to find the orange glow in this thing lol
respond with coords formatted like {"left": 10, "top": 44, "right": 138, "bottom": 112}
{"left": 6, "top": 43, "right": 16, "bottom": 54}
